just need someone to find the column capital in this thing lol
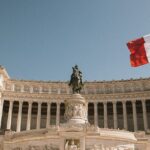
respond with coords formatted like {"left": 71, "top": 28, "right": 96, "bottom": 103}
{"left": 94, "top": 101, "right": 98, "bottom": 105}
{"left": 112, "top": 101, "right": 117, "bottom": 104}
{"left": 19, "top": 100, "right": 23, "bottom": 104}
{"left": 122, "top": 101, "right": 126, "bottom": 104}
{"left": 57, "top": 102, "right": 61, "bottom": 105}
{"left": 132, "top": 100, "right": 136, "bottom": 104}
{"left": 38, "top": 101, "right": 42, "bottom": 104}
{"left": 141, "top": 99, "right": 146, "bottom": 103}
{"left": 103, "top": 101, "right": 107, "bottom": 105}
{"left": 28, "top": 101, "right": 33, "bottom": 105}
{"left": 9, "top": 100, "right": 14, "bottom": 104}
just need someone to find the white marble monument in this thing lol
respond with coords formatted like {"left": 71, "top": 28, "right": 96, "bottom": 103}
{"left": 2, "top": 92, "right": 147, "bottom": 150}
{"left": 0, "top": 66, "right": 150, "bottom": 150}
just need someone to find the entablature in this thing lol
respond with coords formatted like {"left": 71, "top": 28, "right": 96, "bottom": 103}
{"left": 2, "top": 90, "right": 150, "bottom": 103}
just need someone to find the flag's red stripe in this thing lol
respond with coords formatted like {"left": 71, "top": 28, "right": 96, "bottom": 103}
{"left": 127, "top": 37, "right": 149, "bottom": 67}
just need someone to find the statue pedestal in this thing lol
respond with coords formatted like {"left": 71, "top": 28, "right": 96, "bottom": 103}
{"left": 64, "top": 94, "right": 88, "bottom": 125}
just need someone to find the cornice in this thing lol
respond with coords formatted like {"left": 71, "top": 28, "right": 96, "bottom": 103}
{"left": 5, "top": 80, "right": 69, "bottom": 88}
{"left": 9, "top": 75, "right": 150, "bottom": 82}
{"left": 3, "top": 78, "right": 150, "bottom": 92}
{"left": 5, "top": 77, "right": 150, "bottom": 86}
{"left": 2, "top": 91, "right": 69, "bottom": 102}
{"left": 2, "top": 91, "right": 150, "bottom": 102}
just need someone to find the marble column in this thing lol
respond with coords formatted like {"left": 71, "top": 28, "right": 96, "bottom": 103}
{"left": 16, "top": 101, "right": 23, "bottom": 132}
{"left": 104, "top": 102, "right": 108, "bottom": 128}
{"left": 122, "top": 101, "right": 128, "bottom": 130}
{"left": 46, "top": 102, "right": 51, "bottom": 128}
{"left": 11, "top": 84, "right": 15, "bottom": 91}
{"left": 0, "top": 98, "right": 4, "bottom": 129}
{"left": 36, "top": 102, "right": 42, "bottom": 129}
{"left": 94, "top": 102, "right": 98, "bottom": 126}
{"left": 56, "top": 102, "right": 60, "bottom": 126}
{"left": 26, "top": 102, "right": 32, "bottom": 130}
{"left": 142, "top": 100, "right": 148, "bottom": 131}
{"left": 113, "top": 101, "right": 117, "bottom": 129}
{"left": 7, "top": 101, "right": 13, "bottom": 129}
{"left": 132, "top": 101, "right": 138, "bottom": 131}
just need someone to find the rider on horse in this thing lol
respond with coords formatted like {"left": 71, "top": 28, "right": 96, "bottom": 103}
{"left": 69, "top": 65, "right": 83, "bottom": 94}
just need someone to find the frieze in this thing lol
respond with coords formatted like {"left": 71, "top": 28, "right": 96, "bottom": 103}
{"left": 86, "top": 125, "right": 99, "bottom": 133}
{"left": 59, "top": 123, "right": 85, "bottom": 132}
{"left": 2, "top": 90, "right": 150, "bottom": 102}
{"left": 3, "top": 77, "right": 150, "bottom": 95}
{"left": 59, "top": 123, "right": 99, "bottom": 133}
{"left": 64, "top": 102, "right": 87, "bottom": 121}
{"left": 11, "top": 144, "right": 59, "bottom": 150}
{"left": 86, "top": 144, "right": 135, "bottom": 150}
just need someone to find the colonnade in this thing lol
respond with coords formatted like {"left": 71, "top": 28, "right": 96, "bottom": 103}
{"left": 92, "top": 100, "right": 148, "bottom": 132}
{"left": 0, "top": 99, "right": 149, "bottom": 132}
{"left": 0, "top": 100, "right": 61, "bottom": 132}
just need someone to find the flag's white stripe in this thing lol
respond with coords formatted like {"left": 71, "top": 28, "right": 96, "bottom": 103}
{"left": 144, "top": 34, "right": 150, "bottom": 43}
{"left": 144, "top": 34, "right": 150, "bottom": 62}
{"left": 144, "top": 43, "right": 150, "bottom": 62}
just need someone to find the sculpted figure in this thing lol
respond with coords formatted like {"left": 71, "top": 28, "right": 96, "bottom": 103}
{"left": 69, "top": 140, "right": 78, "bottom": 150}
{"left": 69, "top": 65, "right": 83, "bottom": 94}
{"left": 65, "top": 140, "right": 79, "bottom": 150}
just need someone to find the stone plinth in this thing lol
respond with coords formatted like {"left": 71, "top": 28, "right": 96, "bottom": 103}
{"left": 1, "top": 127, "right": 147, "bottom": 150}
{"left": 64, "top": 94, "right": 88, "bottom": 125}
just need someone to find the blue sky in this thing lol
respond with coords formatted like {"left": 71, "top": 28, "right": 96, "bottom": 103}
{"left": 1, "top": 0, "right": 150, "bottom": 81}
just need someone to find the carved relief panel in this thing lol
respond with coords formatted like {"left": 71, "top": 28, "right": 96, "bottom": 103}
{"left": 65, "top": 139, "right": 80, "bottom": 150}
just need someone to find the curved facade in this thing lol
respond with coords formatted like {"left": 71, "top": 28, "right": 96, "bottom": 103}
{"left": 0, "top": 66, "right": 150, "bottom": 150}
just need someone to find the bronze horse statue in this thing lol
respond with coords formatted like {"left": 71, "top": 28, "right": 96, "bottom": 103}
{"left": 69, "top": 65, "right": 83, "bottom": 94}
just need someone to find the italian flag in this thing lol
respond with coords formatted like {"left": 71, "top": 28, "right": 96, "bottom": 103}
{"left": 127, "top": 34, "right": 150, "bottom": 67}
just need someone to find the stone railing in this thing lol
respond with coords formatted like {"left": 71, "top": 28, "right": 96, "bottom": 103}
{"left": 2, "top": 78, "right": 150, "bottom": 95}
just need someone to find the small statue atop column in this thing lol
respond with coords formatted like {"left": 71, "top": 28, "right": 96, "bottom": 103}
{"left": 69, "top": 65, "right": 84, "bottom": 94}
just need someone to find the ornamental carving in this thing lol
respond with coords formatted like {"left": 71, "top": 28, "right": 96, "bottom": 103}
{"left": 65, "top": 103, "right": 87, "bottom": 120}
{"left": 3, "top": 77, "right": 150, "bottom": 96}
{"left": 143, "top": 81, "right": 150, "bottom": 90}
{"left": 114, "top": 84, "right": 123, "bottom": 93}
{"left": 11, "top": 145, "right": 60, "bottom": 150}
{"left": 86, "top": 124, "right": 99, "bottom": 132}
{"left": 10, "top": 144, "right": 60, "bottom": 150}
{"left": 86, "top": 144, "right": 135, "bottom": 150}
{"left": 42, "top": 144, "right": 59, "bottom": 150}
{"left": 65, "top": 139, "right": 80, "bottom": 150}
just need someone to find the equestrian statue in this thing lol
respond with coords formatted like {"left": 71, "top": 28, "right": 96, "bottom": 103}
{"left": 69, "top": 65, "right": 84, "bottom": 94}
